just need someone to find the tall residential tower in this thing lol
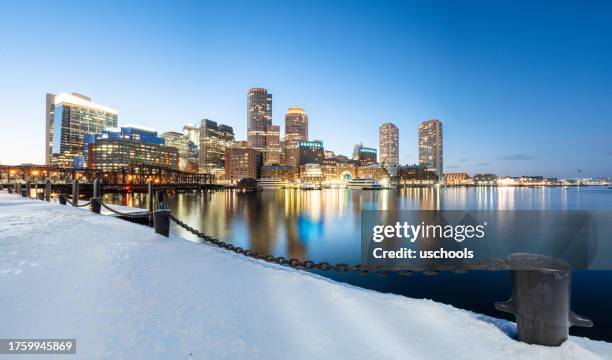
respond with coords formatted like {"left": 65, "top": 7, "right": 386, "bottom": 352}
{"left": 418, "top": 119, "right": 443, "bottom": 179}
{"left": 284, "top": 106, "right": 308, "bottom": 167}
{"left": 379, "top": 123, "right": 399, "bottom": 165}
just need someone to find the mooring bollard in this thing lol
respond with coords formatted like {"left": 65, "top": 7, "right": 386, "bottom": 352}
{"left": 8, "top": 186, "right": 13, "bottom": 194}
{"left": 37, "top": 192, "right": 44, "bottom": 200}
{"left": 72, "top": 179, "right": 79, "bottom": 207}
{"left": 45, "top": 179, "right": 51, "bottom": 202}
{"left": 26, "top": 181, "right": 31, "bottom": 198}
{"left": 20, "top": 184, "right": 27, "bottom": 198}
{"left": 153, "top": 209, "right": 170, "bottom": 237}
{"left": 495, "top": 253, "right": 593, "bottom": 346}
{"left": 91, "top": 198, "right": 101, "bottom": 214}
{"left": 59, "top": 194, "right": 67, "bottom": 205}
{"left": 93, "top": 178, "right": 102, "bottom": 199}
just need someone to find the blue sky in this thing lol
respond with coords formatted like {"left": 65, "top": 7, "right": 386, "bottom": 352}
{"left": 0, "top": 0, "right": 611, "bottom": 177}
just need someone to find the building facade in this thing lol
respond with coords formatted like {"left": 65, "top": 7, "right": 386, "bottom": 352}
{"left": 445, "top": 172, "right": 471, "bottom": 186}
{"left": 297, "top": 140, "right": 324, "bottom": 165}
{"left": 224, "top": 143, "right": 262, "bottom": 181}
{"left": 418, "top": 119, "right": 443, "bottom": 179}
{"left": 357, "top": 147, "right": 377, "bottom": 166}
{"left": 47, "top": 93, "right": 118, "bottom": 167}
{"left": 199, "top": 119, "right": 235, "bottom": 173}
{"left": 379, "top": 123, "right": 399, "bottom": 165}
{"left": 247, "top": 88, "right": 272, "bottom": 151}
{"left": 284, "top": 106, "right": 308, "bottom": 167}
{"left": 85, "top": 126, "right": 177, "bottom": 171}
{"left": 264, "top": 124, "right": 281, "bottom": 165}
{"left": 260, "top": 165, "right": 295, "bottom": 180}
{"left": 162, "top": 131, "right": 192, "bottom": 171}
{"left": 397, "top": 164, "right": 438, "bottom": 185}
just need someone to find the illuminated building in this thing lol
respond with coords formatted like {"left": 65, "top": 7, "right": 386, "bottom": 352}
{"left": 352, "top": 143, "right": 364, "bottom": 161}
{"left": 261, "top": 165, "right": 295, "bottom": 180}
{"left": 418, "top": 119, "right": 443, "bottom": 179}
{"left": 247, "top": 88, "right": 272, "bottom": 151}
{"left": 320, "top": 158, "right": 357, "bottom": 182}
{"left": 224, "top": 143, "right": 262, "bottom": 181}
{"left": 324, "top": 150, "right": 335, "bottom": 159}
{"left": 264, "top": 125, "right": 281, "bottom": 165}
{"left": 297, "top": 140, "right": 324, "bottom": 165}
{"left": 445, "top": 172, "right": 471, "bottom": 186}
{"left": 199, "top": 119, "right": 235, "bottom": 173}
{"left": 473, "top": 173, "right": 498, "bottom": 186}
{"left": 379, "top": 123, "right": 399, "bottom": 165}
{"left": 183, "top": 124, "right": 200, "bottom": 145}
{"left": 162, "top": 131, "right": 192, "bottom": 171}
{"left": 284, "top": 106, "right": 308, "bottom": 167}
{"left": 299, "top": 163, "right": 324, "bottom": 183}
{"left": 357, "top": 164, "right": 391, "bottom": 181}
{"left": 357, "top": 147, "right": 377, "bottom": 166}
{"left": 397, "top": 165, "right": 438, "bottom": 185}
{"left": 85, "top": 126, "right": 177, "bottom": 171}
{"left": 47, "top": 93, "right": 118, "bottom": 167}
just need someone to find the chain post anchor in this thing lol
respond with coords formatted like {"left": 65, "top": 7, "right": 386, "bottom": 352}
{"left": 153, "top": 209, "right": 171, "bottom": 237}
{"left": 91, "top": 198, "right": 101, "bottom": 214}
{"left": 495, "top": 253, "right": 593, "bottom": 346}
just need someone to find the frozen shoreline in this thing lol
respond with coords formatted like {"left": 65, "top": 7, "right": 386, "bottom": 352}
{"left": 0, "top": 192, "right": 610, "bottom": 359}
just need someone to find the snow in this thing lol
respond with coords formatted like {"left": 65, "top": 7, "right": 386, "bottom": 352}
{"left": 0, "top": 192, "right": 610, "bottom": 360}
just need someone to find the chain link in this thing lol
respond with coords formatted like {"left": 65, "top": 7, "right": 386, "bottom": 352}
{"left": 166, "top": 213, "right": 510, "bottom": 276}
{"left": 98, "top": 200, "right": 151, "bottom": 219}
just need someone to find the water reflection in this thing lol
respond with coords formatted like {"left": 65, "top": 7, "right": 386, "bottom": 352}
{"left": 103, "top": 187, "right": 612, "bottom": 264}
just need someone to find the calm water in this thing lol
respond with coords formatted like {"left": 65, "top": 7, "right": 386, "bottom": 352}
{"left": 104, "top": 187, "right": 612, "bottom": 341}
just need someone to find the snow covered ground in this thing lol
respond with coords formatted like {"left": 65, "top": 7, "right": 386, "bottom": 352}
{"left": 0, "top": 192, "right": 610, "bottom": 360}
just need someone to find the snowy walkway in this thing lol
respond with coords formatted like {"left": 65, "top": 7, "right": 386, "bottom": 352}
{"left": 0, "top": 192, "right": 610, "bottom": 360}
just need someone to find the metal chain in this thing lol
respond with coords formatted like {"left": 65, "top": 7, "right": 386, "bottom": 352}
{"left": 98, "top": 200, "right": 151, "bottom": 219}
{"left": 166, "top": 213, "right": 510, "bottom": 276}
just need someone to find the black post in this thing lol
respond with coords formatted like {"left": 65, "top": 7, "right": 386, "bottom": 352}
{"left": 20, "top": 183, "right": 27, "bottom": 198}
{"left": 93, "top": 178, "right": 102, "bottom": 199}
{"left": 37, "top": 192, "right": 44, "bottom": 200}
{"left": 91, "top": 198, "right": 101, "bottom": 214}
{"left": 153, "top": 209, "right": 170, "bottom": 237}
{"left": 495, "top": 253, "right": 593, "bottom": 346}
{"left": 156, "top": 190, "right": 165, "bottom": 210}
{"left": 72, "top": 179, "right": 79, "bottom": 207}
{"left": 59, "top": 194, "right": 67, "bottom": 205}
{"left": 45, "top": 179, "right": 51, "bottom": 202}
{"left": 26, "top": 181, "right": 31, "bottom": 198}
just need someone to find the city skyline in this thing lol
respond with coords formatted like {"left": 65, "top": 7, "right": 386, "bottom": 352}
{"left": 1, "top": 1, "right": 612, "bottom": 177}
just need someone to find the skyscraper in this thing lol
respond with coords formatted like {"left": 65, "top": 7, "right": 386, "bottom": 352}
{"left": 379, "top": 123, "right": 399, "bottom": 165}
{"left": 418, "top": 119, "right": 443, "bottom": 179}
{"left": 161, "top": 131, "right": 192, "bottom": 171}
{"left": 47, "top": 93, "right": 118, "bottom": 167}
{"left": 264, "top": 124, "right": 281, "bottom": 165}
{"left": 199, "top": 119, "right": 235, "bottom": 173}
{"left": 247, "top": 88, "right": 272, "bottom": 151}
{"left": 284, "top": 106, "right": 308, "bottom": 167}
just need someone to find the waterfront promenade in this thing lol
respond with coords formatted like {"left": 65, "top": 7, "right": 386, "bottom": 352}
{"left": 0, "top": 192, "right": 610, "bottom": 359}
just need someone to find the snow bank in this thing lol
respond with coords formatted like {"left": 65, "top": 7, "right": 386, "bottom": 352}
{"left": 0, "top": 192, "right": 610, "bottom": 360}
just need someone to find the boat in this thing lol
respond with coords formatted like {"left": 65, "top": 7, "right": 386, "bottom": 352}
{"left": 346, "top": 177, "right": 383, "bottom": 190}
{"left": 258, "top": 179, "right": 285, "bottom": 190}
{"left": 301, "top": 182, "right": 321, "bottom": 190}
